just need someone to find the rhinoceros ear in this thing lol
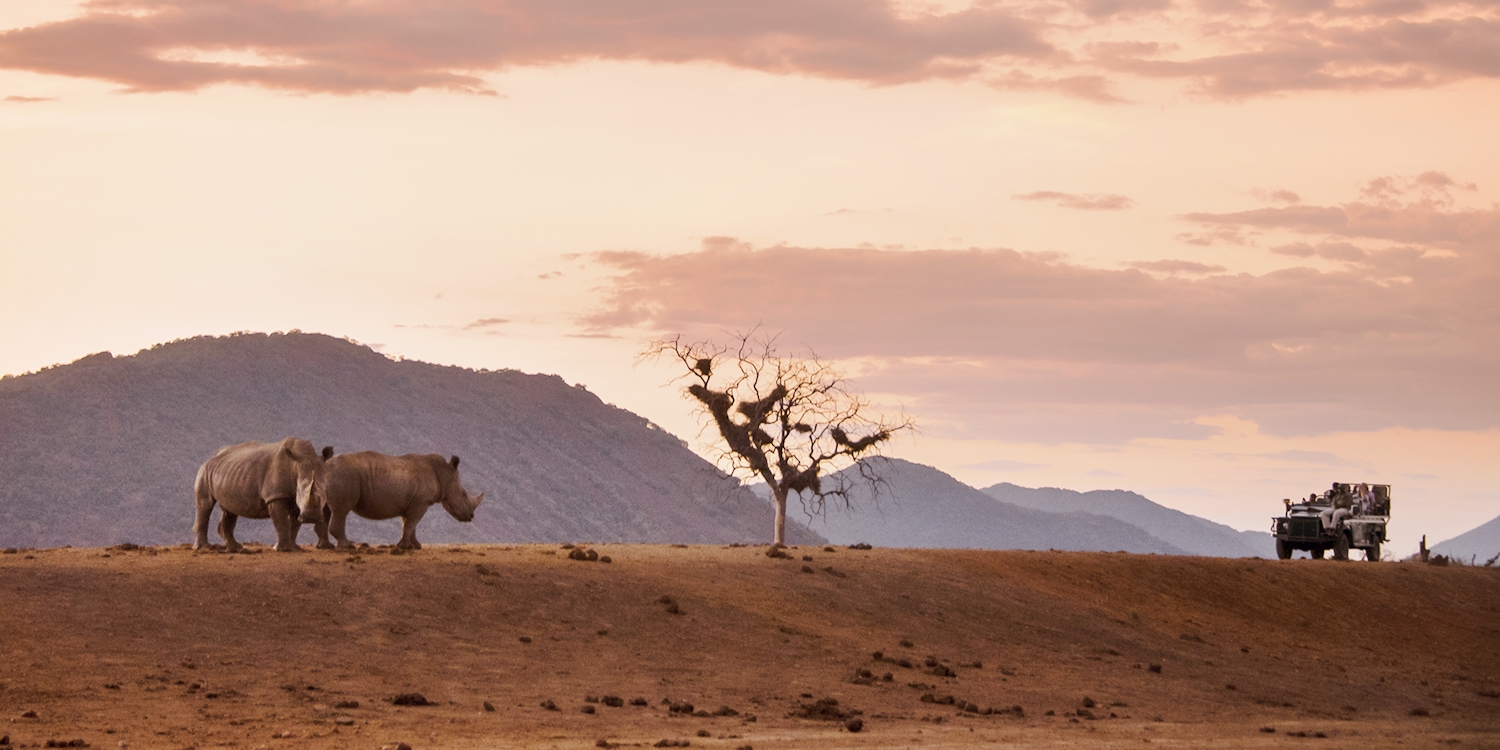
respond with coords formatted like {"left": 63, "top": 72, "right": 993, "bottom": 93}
{"left": 450, "top": 455, "right": 460, "bottom": 469}
{"left": 322, "top": 446, "right": 335, "bottom": 460}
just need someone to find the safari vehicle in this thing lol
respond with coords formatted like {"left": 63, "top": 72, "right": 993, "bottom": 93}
{"left": 1273, "top": 483, "right": 1389, "bottom": 562}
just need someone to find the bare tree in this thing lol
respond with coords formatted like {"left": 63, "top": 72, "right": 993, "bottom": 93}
{"left": 643, "top": 331, "right": 913, "bottom": 547}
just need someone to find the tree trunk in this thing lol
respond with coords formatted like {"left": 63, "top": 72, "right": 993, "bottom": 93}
{"left": 772, "top": 487, "right": 787, "bottom": 546}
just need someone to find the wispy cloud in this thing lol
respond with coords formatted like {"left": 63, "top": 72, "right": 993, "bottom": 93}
{"left": 1255, "top": 449, "right": 1364, "bottom": 468}
{"left": 1123, "top": 259, "right": 1226, "bottom": 275}
{"left": 1013, "top": 191, "right": 1135, "bottom": 211}
{"left": 3, "top": 95, "right": 55, "bottom": 103}
{"left": 963, "top": 459, "right": 1048, "bottom": 472}
{"left": 463, "top": 318, "right": 510, "bottom": 330}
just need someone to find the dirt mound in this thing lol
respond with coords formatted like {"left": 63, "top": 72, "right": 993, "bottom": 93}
{"left": 2, "top": 544, "right": 1497, "bottom": 748}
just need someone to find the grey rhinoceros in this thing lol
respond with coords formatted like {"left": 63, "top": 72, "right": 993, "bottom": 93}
{"left": 313, "top": 451, "right": 484, "bottom": 550}
{"left": 193, "top": 438, "right": 334, "bottom": 552}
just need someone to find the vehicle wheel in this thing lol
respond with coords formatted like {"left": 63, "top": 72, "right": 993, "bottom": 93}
{"left": 1276, "top": 538, "right": 1292, "bottom": 560}
{"left": 1366, "top": 542, "right": 1381, "bottom": 562}
{"left": 1311, "top": 548, "right": 1325, "bottom": 559}
{"left": 1333, "top": 533, "right": 1350, "bottom": 561}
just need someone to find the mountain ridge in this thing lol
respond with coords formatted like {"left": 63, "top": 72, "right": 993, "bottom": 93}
{"left": 979, "top": 482, "right": 1277, "bottom": 558}
{"left": 793, "top": 458, "right": 1190, "bottom": 554}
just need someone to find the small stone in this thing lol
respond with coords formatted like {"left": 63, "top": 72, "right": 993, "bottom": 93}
{"left": 334, "top": 717, "right": 355, "bottom": 726}
{"left": 1147, "top": 664, "right": 1162, "bottom": 673}
{"left": 483, "top": 701, "right": 495, "bottom": 712}
{"left": 696, "top": 730, "right": 710, "bottom": 737}
{"left": 20, "top": 711, "right": 38, "bottom": 719}
{"left": 581, "top": 705, "right": 596, "bottom": 714}
{"left": 845, "top": 718, "right": 864, "bottom": 733}
{"left": 519, "top": 636, "right": 532, "bottom": 643}
{"left": 600, "top": 555, "right": 612, "bottom": 563}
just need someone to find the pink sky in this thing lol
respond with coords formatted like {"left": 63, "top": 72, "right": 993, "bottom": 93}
{"left": 2, "top": 0, "right": 1497, "bottom": 549}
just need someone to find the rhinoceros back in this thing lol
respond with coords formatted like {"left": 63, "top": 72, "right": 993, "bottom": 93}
{"left": 325, "top": 451, "right": 447, "bottom": 521}
{"left": 195, "top": 439, "right": 312, "bottom": 515}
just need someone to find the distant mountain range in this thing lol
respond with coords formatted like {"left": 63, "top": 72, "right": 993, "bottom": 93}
{"left": 789, "top": 458, "right": 1278, "bottom": 558}
{"left": 1432, "top": 514, "right": 1500, "bottom": 564}
{"left": 980, "top": 482, "right": 1277, "bottom": 558}
{"left": 0, "top": 332, "right": 821, "bottom": 548}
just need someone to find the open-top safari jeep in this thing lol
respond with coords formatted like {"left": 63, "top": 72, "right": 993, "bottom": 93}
{"left": 1273, "top": 483, "right": 1389, "bottom": 562}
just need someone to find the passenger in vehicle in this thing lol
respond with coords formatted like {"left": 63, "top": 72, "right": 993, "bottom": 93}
{"left": 1321, "top": 484, "right": 1354, "bottom": 530}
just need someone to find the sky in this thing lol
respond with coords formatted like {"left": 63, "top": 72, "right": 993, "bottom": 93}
{"left": 2, "top": 0, "right": 1498, "bottom": 552}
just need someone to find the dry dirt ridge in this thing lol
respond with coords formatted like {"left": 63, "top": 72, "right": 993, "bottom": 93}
{"left": 2, "top": 544, "right": 1498, "bottom": 749}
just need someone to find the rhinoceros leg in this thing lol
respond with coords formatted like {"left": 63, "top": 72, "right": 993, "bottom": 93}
{"left": 397, "top": 504, "right": 431, "bottom": 550}
{"left": 268, "top": 499, "right": 301, "bottom": 553}
{"left": 327, "top": 508, "right": 355, "bottom": 550}
{"left": 311, "top": 506, "right": 334, "bottom": 550}
{"left": 219, "top": 512, "right": 244, "bottom": 553}
{"left": 193, "top": 495, "right": 216, "bottom": 551}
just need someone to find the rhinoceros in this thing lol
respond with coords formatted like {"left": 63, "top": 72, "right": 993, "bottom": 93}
{"left": 314, "top": 451, "right": 484, "bottom": 550}
{"left": 193, "top": 438, "right": 334, "bottom": 552}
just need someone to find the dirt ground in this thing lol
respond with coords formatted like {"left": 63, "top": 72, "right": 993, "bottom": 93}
{"left": 2, "top": 543, "right": 1498, "bottom": 749}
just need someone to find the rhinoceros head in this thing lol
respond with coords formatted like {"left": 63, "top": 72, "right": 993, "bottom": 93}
{"left": 439, "top": 454, "right": 483, "bottom": 523}
{"left": 286, "top": 440, "right": 334, "bottom": 524}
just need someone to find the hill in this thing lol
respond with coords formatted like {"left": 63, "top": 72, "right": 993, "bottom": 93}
{"left": 0, "top": 332, "right": 821, "bottom": 548}
{"left": 1433, "top": 514, "right": 1500, "bottom": 564}
{"left": 794, "top": 459, "right": 1189, "bottom": 554}
{"left": 980, "top": 483, "right": 1276, "bottom": 558}
{"left": 1, "top": 544, "right": 1496, "bottom": 748}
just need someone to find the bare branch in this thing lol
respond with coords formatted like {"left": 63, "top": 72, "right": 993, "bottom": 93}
{"left": 644, "top": 329, "right": 915, "bottom": 545}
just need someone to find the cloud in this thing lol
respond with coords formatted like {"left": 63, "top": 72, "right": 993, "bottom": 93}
{"left": 1, "top": 0, "right": 1494, "bottom": 98}
{"left": 1013, "top": 191, "right": 1135, "bottom": 210}
{"left": 1184, "top": 173, "right": 1500, "bottom": 250}
{"left": 3, "top": 95, "right": 55, "bottom": 102}
{"left": 1092, "top": 14, "right": 1500, "bottom": 98}
{"left": 962, "top": 459, "right": 1048, "bottom": 472}
{"left": 588, "top": 174, "right": 1500, "bottom": 443}
{"left": 0, "top": 0, "right": 1052, "bottom": 95}
{"left": 463, "top": 317, "right": 510, "bottom": 330}
{"left": 1122, "top": 259, "right": 1227, "bottom": 274}
{"left": 1255, "top": 449, "right": 1365, "bottom": 468}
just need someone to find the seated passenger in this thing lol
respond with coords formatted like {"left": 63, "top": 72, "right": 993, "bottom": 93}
{"left": 1321, "top": 491, "right": 1354, "bottom": 531}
